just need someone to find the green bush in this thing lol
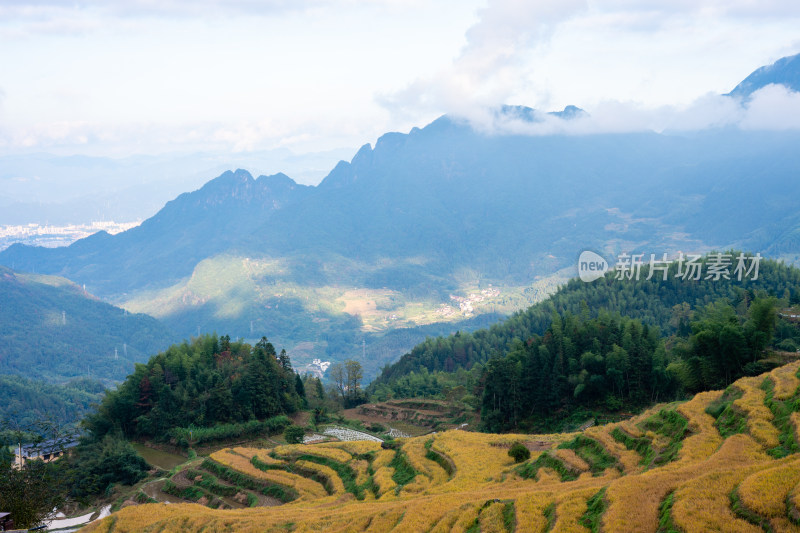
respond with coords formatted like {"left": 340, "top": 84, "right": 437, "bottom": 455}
{"left": 367, "top": 422, "right": 387, "bottom": 433}
{"left": 508, "top": 442, "right": 530, "bottom": 463}
{"left": 778, "top": 338, "right": 798, "bottom": 352}
{"left": 62, "top": 434, "right": 150, "bottom": 499}
{"left": 389, "top": 451, "right": 417, "bottom": 487}
{"left": 284, "top": 425, "right": 305, "bottom": 444}
{"left": 168, "top": 416, "right": 291, "bottom": 448}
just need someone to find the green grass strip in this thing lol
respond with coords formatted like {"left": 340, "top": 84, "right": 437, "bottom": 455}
{"left": 707, "top": 386, "right": 748, "bottom": 438}
{"left": 201, "top": 458, "right": 297, "bottom": 502}
{"left": 760, "top": 377, "right": 800, "bottom": 459}
{"left": 730, "top": 487, "right": 773, "bottom": 533}
{"left": 611, "top": 427, "right": 656, "bottom": 467}
{"left": 656, "top": 491, "right": 682, "bottom": 533}
{"left": 185, "top": 468, "right": 239, "bottom": 498}
{"left": 424, "top": 438, "right": 455, "bottom": 479}
{"left": 163, "top": 479, "right": 207, "bottom": 502}
{"left": 251, "top": 454, "right": 334, "bottom": 496}
{"left": 295, "top": 454, "right": 364, "bottom": 499}
{"left": 643, "top": 409, "right": 691, "bottom": 466}
{"left": 543, "top": 502, "right": 556, "bottom": 531}
{"left": 389, "top": 450, "right": 417, "bottom": 489}
{"left": 502, "top": 500, "right": 516, "bottom": 533}
{"left": 558, "top": 435, "right": 618, "bottom": 475}
{"left": 516, "top": 453, "right": 578, "bottom": 482}
{"left": 579, "top": 487, "right": 607, "bottom": 533}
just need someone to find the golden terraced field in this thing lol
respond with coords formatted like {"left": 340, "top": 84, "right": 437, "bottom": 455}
{"left": 84, "top": 361, "right": 800, "bottom": 532}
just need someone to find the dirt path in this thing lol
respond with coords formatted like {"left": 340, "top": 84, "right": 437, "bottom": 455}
{"left": 141, "top": 479, "right": 187, "bottom": 504}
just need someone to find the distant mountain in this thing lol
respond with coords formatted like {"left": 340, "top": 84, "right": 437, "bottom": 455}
{"left": 0, "top": 266, "right": 174, "bottom": 382}
{"left": 728, "top": 52, "right": 800, "bottom": 98}
{"left": 10, "top": 123, "right": 799, "bottom": 296}
{"left": 1, "top": 170, "right": 310, "bottom": 295}
{"left": 3, "top": 55, "right": 800, "bottom": 376}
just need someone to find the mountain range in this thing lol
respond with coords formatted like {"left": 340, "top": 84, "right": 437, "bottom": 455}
{"left": 2, "top": 53, "right": 800, "bottom": 377}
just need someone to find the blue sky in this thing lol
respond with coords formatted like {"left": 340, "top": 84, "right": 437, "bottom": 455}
{"left": 1, "top": 0, "right": 799, "bottom": 161}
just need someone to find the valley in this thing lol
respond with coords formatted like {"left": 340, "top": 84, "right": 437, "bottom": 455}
{"left": 119, "top": 252, "right": 566, "bottom": 378}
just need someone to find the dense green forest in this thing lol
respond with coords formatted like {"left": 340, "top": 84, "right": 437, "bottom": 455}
{"left": 480, "top": 311, "right": 671, "bottom": 432}
{"left": 370, "top": 256, "right": 800, "bottom": 391}
{"left": 86, "top": 334, "right": 309, "bottom": 442}
{"left": 0, "top": 375, "right": 104, "bottom": 431}
{"left": 479, "top": 294, "right": 782, "bottom": 432}
{"left": 0, "top": 266, "right": 174, "bottom": 383}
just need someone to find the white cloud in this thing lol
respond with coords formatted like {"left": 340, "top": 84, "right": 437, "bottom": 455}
{"left": 0, "top": 0, "right": 480, "bottom": 156}
{"left": 2, "top": 0, "right": 800, "bottom": 159}
{"left": 381, "top": 0, "right": 800, "bottom": 123}
{"left": 381, "top": 0, "right": 588, "bottom": 116}
{"left": 740, "top": 84, "right": 800, "bottom": 130}
{"left": 456, "top": 83, "right": 800, "bottom": 138}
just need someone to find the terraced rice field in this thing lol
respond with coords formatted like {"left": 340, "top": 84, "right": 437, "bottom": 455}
{"left": 84, "top": 361, "right": 800, "bottom": 532}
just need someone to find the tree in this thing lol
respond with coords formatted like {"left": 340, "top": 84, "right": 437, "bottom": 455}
{"left": 0, "top": 455, "right": 65, "bottom": 528}
{"left": 329, "top": 363, "right": 347, "bottom": 404}
{"left": 345, "top": 360, "right": 363, "bottom": 405}
{"left": 0, "top": 420, "right": 73, "bottom": 529}
{"left": 314, "top": 377, "right": 325, "bottom": 402}
{"left": 284, "top": 425, "right": 305, "bottom": 444}
{"left": 508, "top": 442, "right": 530, "bottom": 463}
{"left": 328, "top": 360, "right": 364, "bottom": 407}
{"left": 220, "top": 334, "right": 231, "bottom": 352}
{"left": 278, "top": 349, "right": 292, "bottom": 371}
{"left": 746, "top": 297, "right": 778, "bottom": 359}
{"left": 62, "top": 434, "right": 150, "bottom": 500}
{"left": 294, "top": 374, "right": 306, "bottom": 406}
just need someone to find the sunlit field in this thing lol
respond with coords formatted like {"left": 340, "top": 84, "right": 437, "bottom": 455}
{"left": 84, "top": 361, "right": 800, "bottom": 532}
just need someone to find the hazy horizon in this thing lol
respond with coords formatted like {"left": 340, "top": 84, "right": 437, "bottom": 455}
{"left": 2, "top": 1, "right": 800, "bottom": 225}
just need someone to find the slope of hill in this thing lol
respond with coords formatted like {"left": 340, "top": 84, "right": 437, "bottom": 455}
{"left": 0, "top": 265, "right": 174, "bottom": 383}
{"left": 118, "top": 252, "right": 550, "bottom": 379}
{"left": 85, "top": 361, "right": 800, "bottom": 532}
{"left": 84, "top": 334, "right": 303, "bottom": 442}
{"left": 371, "top": 256, "right": 800, "bottom": 388}
{"left": 0, "top": 375, "right": 104, "bottom": 429}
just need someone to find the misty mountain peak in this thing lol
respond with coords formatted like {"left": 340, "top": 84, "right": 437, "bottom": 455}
{"left": 728, "top": 52, "right": 800, "bottom": 99}
{"left": 256, "top": 172, "right": 299, "bottom": 188}
{"left": 497, "top": 105, "right": 537, "bottom": 122}
{"left": 550, "top": 105, "right": 587, "bottom": 120}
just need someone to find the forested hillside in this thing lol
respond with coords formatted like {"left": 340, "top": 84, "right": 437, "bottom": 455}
{"left": 479, "top": 294, "right": 784, "bottom": 432}
{"left": 0, "top": 266, "right": 174, "bottom": 382}
{"left": 371, "top": 256, "right": 800, "bottom": 389}
{"left": 0, "top": 375, "right": 104, "bottom": 430}
{"left": 86, "top": 334, "right": 309, "bottom": 444}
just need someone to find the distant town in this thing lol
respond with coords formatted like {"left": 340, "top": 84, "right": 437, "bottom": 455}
{"left": 437, "top": 287, "right": 502, "bottom": 317}
{"left": 0, "top": 221, "right": 140, "bottom": 252}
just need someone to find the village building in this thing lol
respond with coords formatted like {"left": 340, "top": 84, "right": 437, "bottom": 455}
{"left": 0, "top": 512, "right": 13, "bottom": 531}
{"left": 12, "top": 437, "right": 79, "bottom": 469}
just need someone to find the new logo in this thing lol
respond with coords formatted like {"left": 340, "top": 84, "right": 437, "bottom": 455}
{"left": 578, "top": 250, "right": 608, "bottom": 282}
